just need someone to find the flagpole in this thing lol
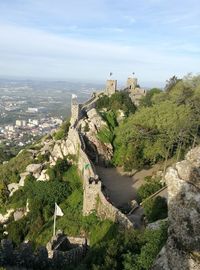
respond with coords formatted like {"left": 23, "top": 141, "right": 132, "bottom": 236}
{"left": 53, "top": 203, "right": 56, "bottom": 237}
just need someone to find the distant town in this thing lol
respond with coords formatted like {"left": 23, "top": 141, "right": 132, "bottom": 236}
{"left": 0, "top": 78, "right": 102, "bottom": 151}
{"left": 0, "top": 116, "right": 63, "bottom": 147}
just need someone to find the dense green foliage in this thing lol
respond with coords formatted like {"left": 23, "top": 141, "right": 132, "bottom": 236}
{"left": 113, "top": 75, "right": 200, "bottom": 170}
{"left": 0, "top": 150, "right": 34, "bottom": 206}
{"left": 96, "top": 93, "right": 135, "bottom": 145}
{"left": 53, "top": 120, "right": 70, "bottom": 140}
{"left": 0, "top": 143, "right": 22, "bottom": 163}
{"left": 6, "top": 159, "right": 76, "bottom": 245}
{"left": 78, "top": 224, "right": 167, "bottom": 270}
{"left": 139, "top": 88, "right": 162, "bottom": 107}
{"left": 143, "top": 197, "right": 168, "bottom": 223}
{"left": 137, "top": 176, "right": 163, "bottom": 202}
{"left": 97, "top": 126, "right": 114, "bottom": 144}
{"left": 0, "top": 150, "right": 33, "bottom": 184}
{"left": 96, "top": 92, "right": 136, "bottom": 116}
{"left": 97, "top": 111, "right": 118, "bottom": 144}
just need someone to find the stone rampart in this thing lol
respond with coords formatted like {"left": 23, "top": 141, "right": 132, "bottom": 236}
{"left": 67, "top": 96, "right": 133, "bottom": 228}
{"left": 97, "top": 191, "right": 133, "bottom": 228}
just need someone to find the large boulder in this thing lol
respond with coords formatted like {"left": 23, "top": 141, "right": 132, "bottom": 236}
{"left": 51, "top": 143, "right": 64, "bottom": 161}
{"left": 81, "top": 108, "right": 113, "bottom": 164}
{"left": 0, "top": 209, "right": 14, "bottom": 224}
{"left": 26, "top": 164, "right": 42, "bottom": 178}
{"left": 19, "top": 172, "right": 30, "bottom": 186}
{"left": 7, "top": 183, "right": 20, "bottom": 197}
{"left": 37, "top": 169, "right": 50, "bottom": 181}
{"left": 87, "top": 108, "right": 107, "bottom": 130}
{"left": 13, "top": 209, "right": 26, "bottom": 221}
{"left": 152, "top": 146, "right": 200, "bottom": 270}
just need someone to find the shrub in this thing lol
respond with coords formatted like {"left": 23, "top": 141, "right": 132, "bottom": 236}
{"left": 0, "top": 150, "right": 33, "bottom": 185}
{"left": 143, "top": 196, "right": 168, "bottom": 223}
{"left": 84, "top": 122, "right": 90, "bottom": 132}
{"left": 7, "top": 217, "right": 29, "bottom": 245}
{"left": 137, "top": 177, "right": 163, "bottom": 202}
{"left": 53, "top": 121, "right": 70, "bottom": 141}
{"left": 82, "top": 225, "right": 168, "bottom": 270}
{"left": 96, "top": 92, "right": 136, "bottom": 116}
{"left": 97, "top": 127, "right": 114, "bottom": 144}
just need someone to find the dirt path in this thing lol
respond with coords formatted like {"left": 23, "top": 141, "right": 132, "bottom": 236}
{"left": 96, "top": 166, "right": 138, "bottom": 207}
{"left": 96, "top": 164, "right": 162, "bottom": 207}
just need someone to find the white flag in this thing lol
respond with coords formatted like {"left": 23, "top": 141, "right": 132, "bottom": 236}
{"left": 72, "top": 94, "right": 77, "bottom": 99}
{"left": 55, "top": 203, "right": 64, "bottom": 217}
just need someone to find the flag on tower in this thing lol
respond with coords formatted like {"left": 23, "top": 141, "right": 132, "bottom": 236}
{"left": 109, "top": 72, "right": 113, "bottom": 77}
{"left": 54, "top": 203, "right": 64, "bottom": 217}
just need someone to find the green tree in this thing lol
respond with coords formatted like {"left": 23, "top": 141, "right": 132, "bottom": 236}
{"left": 143, "top": 196, "right": 168, "bottom": 223}
{"left": 139, "top": 88, "right": 162, "bottom": 107}
{"left": 165, "top": 75, "right": 181, "bottom": 92}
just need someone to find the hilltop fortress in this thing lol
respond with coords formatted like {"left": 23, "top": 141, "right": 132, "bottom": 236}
{"left": 105, "top": 76, "right": 146, "bottom": 105}
{"left": 71, "top": 76, "right": 146, "bottom": 126}
{"left": 68, "top": 76, "right": 146, "bottom": 228}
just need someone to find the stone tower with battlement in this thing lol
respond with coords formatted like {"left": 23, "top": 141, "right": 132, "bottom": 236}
{"left": 70, "top": 96, "right": 81, "bottom": 126}
{"left": 105, "top": 80, "right": 117, "bottom": 96}
{"left": 126, "top": 77, "right": 146, "bottom": 106}
{"left": 127, "top": 77, "right": 138, "bottom": 91}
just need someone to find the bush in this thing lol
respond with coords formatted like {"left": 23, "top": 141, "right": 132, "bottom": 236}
{"left": 7, "top": 217, "right": 29, "bottom": 245}
{"left": 53, "top": 121, "right": 70, "bottom": 140}
{"left": 0, "top": 150, "right": 33, "bottom": 185}
{"left": 97, "top": 127, "right": 114, "bottom": 144}
{"left": 137, "top": 177, "right": 163, "bottom": 202}
{"left": 143, "top": 196, "right": 168, "bottom": 223}
{"left": 96, "top": 92, "right": 136, "bottom": 116}
{"left": 81, "top": 225, "right": 168, "bottom": 270}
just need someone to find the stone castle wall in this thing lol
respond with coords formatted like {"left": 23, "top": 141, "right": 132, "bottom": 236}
{"left": 67, "top": 96, "right": 133, "bottom": 228}
{"left": 70, "top": 97, "right": 82, "bottom": 126}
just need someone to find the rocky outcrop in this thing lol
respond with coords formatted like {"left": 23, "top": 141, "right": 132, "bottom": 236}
{"left": 37, "top": 169, "right": 50, "bottom": 181}
{"left": 13, "top": 208, "right": 26, "bottom": 221}
{"left": 50, "top": 142, "right": 64, "bottom": 161}
{"left": 26, "top": 164, "right": 42, "bottom": 178}
{"left": 7, "top": 183, "right": 20, "bottom": 197}
{"left": 0, "top": 209, "right": 14, "bottom": 224}
{"left": 152, "top": 146, "right": 200, "bottom": 270}
{"left": 79, "top": 108, "right": 113, "bottom": 164}
{"left": 147, "top": 218, "right": 168, "bottom": 230}
{"left": 19, "top": 172, "right": 30, "bottom": 186}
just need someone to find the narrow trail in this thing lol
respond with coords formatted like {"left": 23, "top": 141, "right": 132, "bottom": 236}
{"left": 96, "top": 166, "right": 138, "bottom": 207}
{"left": 95, "top": 164, "right": 166, "bottom": 228}
{"left": 96, "top": 164, "right": 162, "bottom": 207}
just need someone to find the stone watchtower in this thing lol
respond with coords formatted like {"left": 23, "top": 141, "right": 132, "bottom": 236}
{"left": 105, "top": 80, "right": 117, "bottom": 96}
{"left": 127, "top": 77, "right": 146, "bottom": 106}
{"left": 127, "top": 77, "right": 138, "bottom": 91}
{"left": 70, "top": 95, "right": 81, "bottom": 126}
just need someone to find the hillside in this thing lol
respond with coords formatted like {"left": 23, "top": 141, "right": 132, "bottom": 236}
{"left": 0, "top": 74, "right": 199, "bottom": 269}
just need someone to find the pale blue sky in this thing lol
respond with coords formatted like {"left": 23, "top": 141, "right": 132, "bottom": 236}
{"left": 0, "top": 0, "right": 200, "bottom": 86}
